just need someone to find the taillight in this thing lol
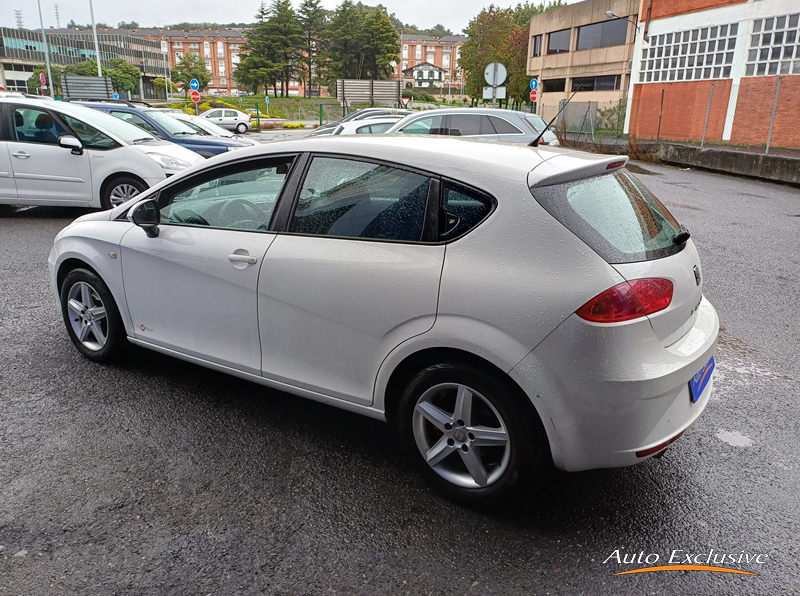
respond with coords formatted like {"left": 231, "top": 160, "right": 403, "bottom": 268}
{"left": 576, "top": 278, "right": 673, "bottom": 323}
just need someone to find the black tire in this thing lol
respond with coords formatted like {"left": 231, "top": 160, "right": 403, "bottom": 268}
{"left": 397, "top": 362, "right": 547, "bottom": 506}
{"left": 236, "top": 122, "right": 248, "bottom": 134}
{"left": 60, "top": 268, "right": 126, "bottom": 363}
{"left": 101, "top": 176, "right": 147, "bottom": 210}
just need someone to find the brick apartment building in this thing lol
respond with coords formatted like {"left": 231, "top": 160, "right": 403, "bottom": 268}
{"left": 625, "top": 0, "right": 800, "bottom": 149}
{"left": 397, "top": 34, "right": 467, "bottom": 91}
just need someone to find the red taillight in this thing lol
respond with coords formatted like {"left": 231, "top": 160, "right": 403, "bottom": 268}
{"left": 576, "top": 278, "right": 673, "bottom": 323}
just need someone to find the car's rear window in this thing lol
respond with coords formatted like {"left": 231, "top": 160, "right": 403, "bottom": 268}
{"left": 531, "top": 170, "right": 683, "bottom": 263}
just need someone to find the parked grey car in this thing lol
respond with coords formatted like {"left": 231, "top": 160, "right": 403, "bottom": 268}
{"left": 384, "top": 108, "right": 559, "bottom": 145}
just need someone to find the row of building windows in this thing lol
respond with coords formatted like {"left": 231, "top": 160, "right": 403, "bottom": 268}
{"left": 746, "top": 13, "right": 800, "bottom": 76}
{"left": 401, "top": 44, "right": 460, "bottom": 60}
{"left": 531, "top": 18, "right": 630, "bottom": 57}
{"left": 540, "top": 75, "right": 621, "bottom": 92}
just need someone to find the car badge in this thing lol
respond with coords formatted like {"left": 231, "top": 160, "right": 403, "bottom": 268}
{"left": 693, "top": 265, "right": 701, "bottom": 286}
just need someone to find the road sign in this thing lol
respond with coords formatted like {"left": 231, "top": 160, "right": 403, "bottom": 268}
{"left": 483, "top": 62, "right": 507, "bottom": 87}
{"left": 191, "top": 90, "right": 201, "bottom": 103}
{"left": 190, "top": 78, "right": 199, "bottom": 91}
{"left": 529, "top": 78, "right": 539, "bottom": 91}
{"left": 40, "top": 72, "right": 47, "bottom": 86}
{"left": 264, "top": 96, "right": 270, "bottom": 104}
{"left": 112, "top": 92, "right": 120, "bottom": 100}
{"left": 400, "top": 97, "right": 410, "bottom": 107}
{"left": 483, "top": 86, "right": 507, "bottom": 100}
{"left": 530, "top": 89, "right": 538, "bottom": 102}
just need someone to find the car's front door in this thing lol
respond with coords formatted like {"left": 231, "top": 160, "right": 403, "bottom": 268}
{"left": 7, "top": 104, "right": 93, "bottom": 203}
{"left": 258, "top": 155, "right": 445, "bottom": 405}
{"left": 0, "top": 105, "right": 18, "bottom": 201}
{"left": 119, "top": 156, "right": 296, "bottom": 374}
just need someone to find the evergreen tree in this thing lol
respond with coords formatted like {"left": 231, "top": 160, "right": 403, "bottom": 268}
{"left": 361, "top": 8, "right": 399, "bottom": 80}
{"left": 298, "top": 0, "right": 328, "bottom": 96}
{"left": 326, "top": 1, "right": 366, "bottom": 80}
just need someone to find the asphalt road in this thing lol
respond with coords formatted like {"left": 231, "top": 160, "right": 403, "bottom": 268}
{"left": 1, "top": 161, "right": 798, "bottom": 595}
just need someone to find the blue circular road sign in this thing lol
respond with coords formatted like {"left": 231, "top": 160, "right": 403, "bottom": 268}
{"left": 529, "top": 78, "right": 539, "bottom": 91}
{"left": 190, "top": 78, "right": 200, "bottom": 91}
{"left": 264, "top": 96, "right": 270, "bottom": 104}
{"left": 111, "top": 92, "right": 120, "bottom": 100}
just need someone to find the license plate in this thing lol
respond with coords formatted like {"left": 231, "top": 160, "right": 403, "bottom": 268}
{"left": 689, "top": 356, "right": 715, "bottom": 403}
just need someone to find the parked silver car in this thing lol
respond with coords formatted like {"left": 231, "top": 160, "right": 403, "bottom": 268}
{"left": 49, "top": 136, "right": 717, "bottom": 504}
{"left": 202, "top": 108, "right": 252, "bottom": 133}
{"left": 384, "top": 107, "right": 559, "bottom": 145}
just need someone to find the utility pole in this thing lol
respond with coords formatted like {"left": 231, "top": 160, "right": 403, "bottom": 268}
{"left": 54, "top": 4, "right": 61, "bottom": 28}
{"left": 36, "top": 0, "right": 55, "bottom": 98}
{"left": 89, "top": 0, "right": 102, "bottom": 77}
{"left": 14, "top": 10, "right": 23, "bottom": 29}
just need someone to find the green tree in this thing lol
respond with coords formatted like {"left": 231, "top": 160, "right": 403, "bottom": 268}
{"left": 153, "top": 77, "right": 178, "bottom": 93}
{"left": 172, "top": 53, "right": 211, "bottom": 97}
{"left": 326, "top": 0, "right": 366, "bottom": 80}
{"left": 298, "top": 0, "right": 328, "bottom": 96}
{"left": 26, "top": 65, "right": 62, "bottom": 95}
{"left": 511, "top": 0, "right": 565, "bottom": 27}
{"left": 107, "top": 58, "right": 141, "bottom": 93}
{"left": 117, "top": 21, "right": 140, "bottom": 29}
{"left": 64, "top": 60, "right": 108, "bottom": 77}
{"left": 459, "top": 7, "right": 517, "bottom": 99}
{"left": 421, "top": 24, "right": 453, "bottom": 37}
{"left": 268, "top": 0, "right": 303, "bottom": 97}
{"left": 361, "top": 8, "right": 399, "bottom": 80}
{"left": 505, "top": 26, "right": 530, "bottom": 105}
{"left": 236, "top": 2, "right": 284, "bottom": 96}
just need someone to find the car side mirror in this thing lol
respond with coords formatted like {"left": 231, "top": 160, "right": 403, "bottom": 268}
{"left": 59, "top": 135, "right": 83, "bottom": 155}
{"left": 128, "top": 199, "right": 160, "bottom": 238}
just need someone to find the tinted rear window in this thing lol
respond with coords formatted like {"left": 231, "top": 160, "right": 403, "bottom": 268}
{"left": 531, "top": 170, "right": 683, "bottom": 263}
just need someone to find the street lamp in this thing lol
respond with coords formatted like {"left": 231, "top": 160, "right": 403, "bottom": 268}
{"left": 605, "top": 10, "right": 648, "bottom": 42}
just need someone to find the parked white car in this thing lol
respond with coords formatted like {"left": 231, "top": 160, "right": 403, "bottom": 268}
{"left": 169, "top": 112, "right": 258, "bottom": 146}
{"left": 331, "top": 116, "right": 406, "bottom": 135}
{"left": 202, "top": 108, "right": 252, "bottom": 133}
{"left": 49, "top": 136, "right": 718, "bottom": 504}
{"left": 1, "top": 97, "right": 203, "bottom": 209}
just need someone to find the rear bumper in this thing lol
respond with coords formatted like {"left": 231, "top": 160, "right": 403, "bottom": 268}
{"left": 510, "top": 296, "right": 719, "bottom": 472}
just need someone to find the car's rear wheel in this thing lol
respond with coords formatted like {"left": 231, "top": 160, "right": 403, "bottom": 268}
{"left": 60, "top": 268, "right": 126, "bottom": 363}
{"left": 102, "top": 176, "right": 146, "bottom": 210}
{"left": 235, "top": 122, "right": 248, "bottom": 134}
{"left": 398, "top": 362, "right": 543, "bottom": 505}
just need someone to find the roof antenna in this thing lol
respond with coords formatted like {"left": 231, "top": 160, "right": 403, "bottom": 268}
{"left": 530, "top": 84, "right": 583, "bottom": 146}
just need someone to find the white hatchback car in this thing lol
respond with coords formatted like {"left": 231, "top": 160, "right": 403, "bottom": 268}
{"left": 1, "top": 98, "right": 204, "bottom": 209}
{"left": 49, "top": 136, "right": 718, "bottom": 503}
{"left": 202, "top": 108, "right": 252, "bottom": 133}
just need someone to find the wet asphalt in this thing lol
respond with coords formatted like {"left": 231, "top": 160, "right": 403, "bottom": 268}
{"left": 1, "top": 158, "right": 798, "bottom": 595}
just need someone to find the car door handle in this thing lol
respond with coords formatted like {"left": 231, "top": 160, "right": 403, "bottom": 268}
{"left": 11, "top": 151, "right": 30, "bottom": 159}
{"left": 227, "top": 253, "right": 257, "bottom": 264}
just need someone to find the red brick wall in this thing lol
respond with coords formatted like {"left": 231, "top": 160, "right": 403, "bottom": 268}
{"left": 730, "top": 76, "right": 800, "bottom": 149}
{"left": 642, "top": 0, "right": 748, "bottom": 21}
{"left": 629, "top": 80, "right": 731, "bottom": 142}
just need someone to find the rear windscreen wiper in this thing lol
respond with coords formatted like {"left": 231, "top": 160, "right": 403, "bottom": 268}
{"left": 673, "top": 225, "right": 691, "bottom": 245}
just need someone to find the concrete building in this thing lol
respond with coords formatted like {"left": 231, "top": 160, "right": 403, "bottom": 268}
{"left": 397, "top": 34, "right": 467, "bottom": 91}
{"left": 526, "top": 0, "right": 640, "bottom": 121}
{"left": 625, "top": 0, "right": 800, "bottom": 149}
{"left": 0, "top": 27, "right": 167, "bottom": 98}
{"left": 401, "top": 62, "right": 447, "bottom": 88}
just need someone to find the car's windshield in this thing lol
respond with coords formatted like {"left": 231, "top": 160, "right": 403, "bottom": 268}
{"left": 188, "top": 116, "right": 235, "bottom": 137}
{"left": 56, "top": 103, "right": 157, "bottom": 143}
{"left": 524, "top": 114, "right": 547, "bottom": 133}
{"left": 147, "top": 111, "right": 199, "bottom": 135}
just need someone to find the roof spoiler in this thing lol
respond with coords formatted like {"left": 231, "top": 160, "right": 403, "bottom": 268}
{"left": 529, "top": 156, "right": 629, "bottom": 188}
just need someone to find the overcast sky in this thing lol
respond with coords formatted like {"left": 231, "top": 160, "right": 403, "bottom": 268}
{"left": 2, "top": 0, "right": 533, "bottom": 36}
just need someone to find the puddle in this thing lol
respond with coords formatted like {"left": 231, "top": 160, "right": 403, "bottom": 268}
{"left": 716, "top": 429, "right": 754, "bottom": 447}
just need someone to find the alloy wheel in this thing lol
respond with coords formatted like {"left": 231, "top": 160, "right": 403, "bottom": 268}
{"left": 109, "top": 183, "right": 141, "bottom": 207}
{"left": 66, "top": 281, "right": 108, "bottom": 351}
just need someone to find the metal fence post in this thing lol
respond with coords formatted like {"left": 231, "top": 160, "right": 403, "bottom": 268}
{"left": 657, "top": 89, "right": 664, "bottom": 141}
{"left": 765, "top": 78, "right": 781, "bottom": 155}
{"left": 701, "top": 84, "right": 714, "bottom": 148}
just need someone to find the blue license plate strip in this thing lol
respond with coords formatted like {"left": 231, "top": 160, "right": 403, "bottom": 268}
{"left": 689, "top": 356, "right": 715, "bottom": 403}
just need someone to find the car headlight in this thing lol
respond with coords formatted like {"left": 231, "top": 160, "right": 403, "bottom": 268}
{"left": 145, "top": 152, "right": 193, "bottom": 171}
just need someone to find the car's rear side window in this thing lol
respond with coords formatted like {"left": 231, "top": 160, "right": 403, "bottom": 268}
{"left": 531, "top": 170, "right": 683, "bottom": 263}
{"left": 440, "top": 182, "right": 493, "bottom": 241}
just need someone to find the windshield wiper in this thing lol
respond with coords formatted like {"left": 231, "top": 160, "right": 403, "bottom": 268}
{"left": 132, "top": 137, "right": 155, "bottom": 144}
{"left": 673, "top": 225, "right": 691, "bottom": 245}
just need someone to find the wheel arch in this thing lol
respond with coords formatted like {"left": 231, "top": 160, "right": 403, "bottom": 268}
{"left": 99, "top": 172, "right": 148, "bottom": 202}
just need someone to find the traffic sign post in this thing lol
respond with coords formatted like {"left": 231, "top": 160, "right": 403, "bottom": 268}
{"left": 529, "top": 78, "right": 539, "bottom": 91}
{"left": 189, "top": 78, "right": 199, "bottom": 91}
{"left": 191, "top": 90, "right": 201, "bottom": 113}
{"left": 529, "top": 90, "right": 537, "bottom": 102}
{"left": 39, "top": 72, "right": 47, "bottom": 86}
{"left": 483, "top": 62, "right": 507, "bottom": 109}
{"left": 112, "top": 92, "right": 120, "bottom": 100}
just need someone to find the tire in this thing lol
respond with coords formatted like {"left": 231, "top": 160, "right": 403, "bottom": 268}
{"left": 397, "top": 362, "right": 546, "bottom": 506}
{"left": 60, "top": 268, "right": 126, "bottom": 363}
{"left": 101, "top": 176, "right": 147, "bottom": 210}
{"left": 235, "top": 122, "right": 248, "bottom": 134}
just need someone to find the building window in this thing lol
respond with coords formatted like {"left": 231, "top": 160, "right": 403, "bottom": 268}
{"left": 203, "top": 41, "right": 210, "bottom": 58}
{"left": 217, "top": 41, "right": 225, "bottom": 58}
{"left": 232, "top": 53, "right": 240, "bottom": 65}
{"left": 543, "top": 78, "right": 566, "bottom": 92}
{"left": 402, "top": 44, "right": 408, "bottom": 59}
{"left": 402, "top": 61, "right": 408, "bottom": 70}
{"left": 415, "top": 45, "right": 422, "bottom": 59}
{"left": 531, "top": 34, "right": 542, "bottom": 57}
{"left": 572, "top": 75, "right": 620, "bottom": 91}
{"left": 220, "top": 77, "right": 226, "bottom": 85}
{"left": 745, "top": 13, "right": 800, "bottom": 76}
{"left": 427, "top": 45, "right": 436, "bottom": 52}
{"left": 576, "top": 19, "right": 629, "bottom": 50}
{"left": 443, "top": 54, "right": 450, "bottom": 69}
{"left": 547, "top": 29, "right": 570, "bottom": 54}
{"left": 173, "top": 41, "right": 183, "bottom": 48}
{"left": 175, "top": 51, "right": 183, "bottom": 62}
{"left": 218, "top": 60, "right": 226, "bottom": 76}
{"left": 427, "top": 53, "right": 434, "bottom": 63}
{"left": 639, "top": 23, "right": 738, "bottom": 82}
{"left": 189, "top": 43, "right": 199, "bottom": 49}
{"left": 205, "top": 60, "right": 212, "bottom": 73}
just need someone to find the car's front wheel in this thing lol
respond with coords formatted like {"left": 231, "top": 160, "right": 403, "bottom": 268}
{"left": 60, "top": 268, "right": 126, "bottom": 363}
{"left": 398, "top": 362, "right": 545, "bottom": 505}
{"left": 236, "top": 122, "right": 248, "bottom": 134}
{"left": 102, "top": 176, "right": 146, "bottom": 210}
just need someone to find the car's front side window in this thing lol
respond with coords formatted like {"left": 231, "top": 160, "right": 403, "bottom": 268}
{"left": 400, "top": 115, "right": 445, "bottom": 135}
{"left": 159, "top": 159, "right": 293, "bottom": 232}
{"left": 11, "top": 106, "right": 68, "bottom": 145}
{"left": 110, "top": 111, "right": 159, "bottom": 136}
{"left": 60, "top": 114, "right": 118, "bottom": 149}
{"left": 289, "top": 156, "right": 430, "bottom": 242}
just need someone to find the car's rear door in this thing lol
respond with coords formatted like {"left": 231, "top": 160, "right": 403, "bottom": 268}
{"left": 257, "top": 154, "right": 444, "bottom": 405}
{"left": 119, "top": 155, "right": 297, "bottom": 374}
{"left": 0, "top": 104, "right": 19, "bottom": 201}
